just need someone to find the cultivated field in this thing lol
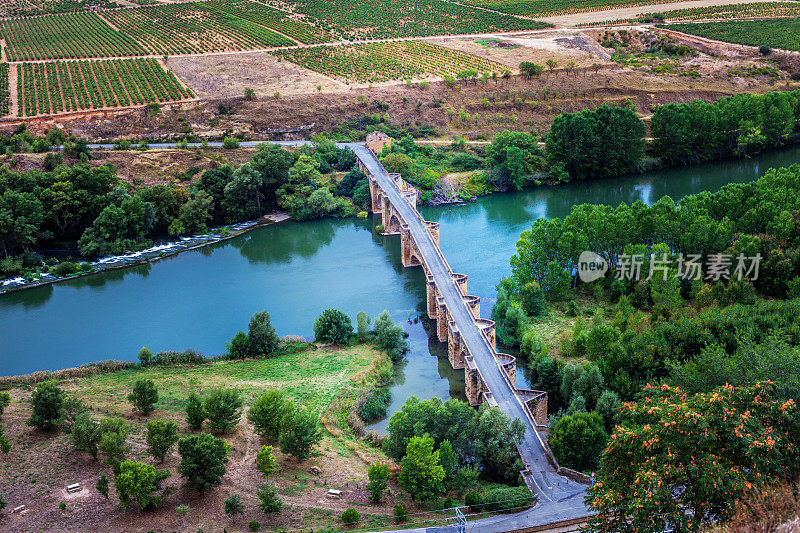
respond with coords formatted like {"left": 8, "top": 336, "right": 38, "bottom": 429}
{"left": 261, "top": 0, "right": 549, "bottom": 40}
{"left": 584, "top": 2, "right": 800, "bottom": 26}
{"left": 206, "top": 0, "right": 334, "bottom": 44}
{"left": 460, "top": 0, "right": 694, "bottom": 17}
{"left": 272, "top": 41, "right": 508, "bottom": 84}
{"left": 15, "top": 58, "right": 193, "bottom": 117}
{"left": 666, "top": 18, "right": 800, "bottom": 51}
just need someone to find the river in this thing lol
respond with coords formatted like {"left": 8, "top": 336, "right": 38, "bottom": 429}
{"left": 2, "top": 146, "right": 799, "bottom": 429}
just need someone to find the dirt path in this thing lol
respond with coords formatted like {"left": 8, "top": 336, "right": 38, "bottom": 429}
{"left": 8, "top": 62, "right": 18, "bottom": 117}
{"left": 538, "top": 0, "right": 791, "bottom": 26}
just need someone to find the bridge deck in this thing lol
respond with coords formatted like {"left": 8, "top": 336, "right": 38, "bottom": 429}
{"left": 348, "top": 144, "right": 589, "bottom": 511}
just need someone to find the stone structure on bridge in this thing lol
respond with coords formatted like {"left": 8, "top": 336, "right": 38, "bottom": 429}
{"left": 365, "top": 131, "right": 392, "bottom": 153}
{"left": 360, "top": 155, "right": 548, "bottom": 427}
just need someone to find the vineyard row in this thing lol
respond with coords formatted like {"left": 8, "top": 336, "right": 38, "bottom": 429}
{"left": 15, "top": 58, "right": 193, "bottom": 117}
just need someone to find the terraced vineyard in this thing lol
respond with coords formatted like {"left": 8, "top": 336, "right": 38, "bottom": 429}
{"left": 16, "top": 58, "right": 193, "bottom": 117}
{"left": 207, "top": 0, "right": 334, "bottom": 44}
{"left": 0, "top": 64, "right": 9, "bottom": 116}
{"left": 263, "top": 0, "right": 548, "bottom": 40}
{"left": 272, "top": 40, "right": 506, "bottom": 83}
{"left": 101, "top": 3, "right": 294, "bottom": 55}
{"left": 665, "top": 18, "right": 800, "bottom": 52}
{"left": 0, "top": 0, "right": 124, "bottom": 17}
{"left": 586, "top": 2, "right": 800, "bottom": 26}
{"left": 0, "top": 12, "right": 146, "bottom": 61}
{"left": 462, "top": 0, "right": 689, "bottom": 17}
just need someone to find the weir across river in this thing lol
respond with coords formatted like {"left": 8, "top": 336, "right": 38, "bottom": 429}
{"left": 349, "top": 141, "right": 590, "bottom": 522}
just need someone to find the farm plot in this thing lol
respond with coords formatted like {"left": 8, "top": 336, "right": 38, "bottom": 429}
{"left": 462, "top": 0, "right": 689, "bottom": 17}
{"left": 206, "top": 0, "right": 334, "bottom": 44}
{"left": 16, "top": 58, "right": 193, "bottom": 117}
{"left": 272, "top": 40, "right": 507, "bottom": 83}
{"left": 0, "top": 0, "right": 124, "bottom": 17}
{"left": 101, "top": 3, "right": 294, "bottom": 55}
{"left": 585, "top": 2, "right": 800, "bottom": 26}
{"left": 665, "top": 19, "right": 800, "bottom": 52}
{"left": 262, "top": 0, "right": 549, "bottom": 40}
{"left": 0, "top": 12, "right": 146, "bottom": 62}
{"left": 0, "top": 64, "right": 9, "bottom": 116}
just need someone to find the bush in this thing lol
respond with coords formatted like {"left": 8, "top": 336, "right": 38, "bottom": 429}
{"left": 464, "top": 490, "right": 482, "bottom": 511}
{"left": 759, "top": 45, "right": 772, "bottom": 55}
{"left": 249, "top": 521, "right": 261, "bottom": 531}
{"left": 128, "top": 379, "right": 158, "bottom": 415}
{"left": 53, "top": 261, "right": 79, "bottom": 276}
{"left": 394, "top": 503, "right": 409, "bottom": 524}
{"left": 247, "top": 390, "right": 288, "bottom": 441}
{"left": 481, "top": 486, "right": 534, "bottom": 512}
{"left": 178, "top": 432, "right": 228, "bottom": 492}
{"left": 146, "top": 419, "right": 179, "bottom": 463}
{"left": 549, "top": 411, "right": 607, "bottom": 472}
{"left": 28, "top": 380, "right": 63, "bottom": 430}
{"left": 226, "top": 331, "right": 251, "bottom": 360}
{"left": 248, "top": 311, "right": 279, "bottom": 356}
{"left": 313, "top": 308, "right": 353, "bottom": 344}
{"left": 204, "top": 389, "right": 243, "bottom": 433}
{"left": 279, "top": 405, "right": 322, "bottom": 461}
{"left": 341, "top": 508, "right": 360, "bottom": 525}
{"left": 359, "top": 387, "right": 391, "bottom": 423}
{"left": 185, "top": 392, "right": 205, "bottom": 431}
{"left": 223, "top": 137, "right": 240, "bottom": 149}
{"left": 257, "top": 483, "right": 282, "bottom": 513}
{"left": 521, "top": 281, "right": 547, "bottom": 317}
{"left": 373, "top": 311, "right": 409, "bottom": 362}
{"left": 137, "top": 347, "right": 152, "bottom": 366}
{"left": 367, "top": 462, "right": 390, "bottom": 503}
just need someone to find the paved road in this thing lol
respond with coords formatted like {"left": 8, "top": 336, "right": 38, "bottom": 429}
{"left": 348, "top": 144, "right": 589, "bottom": 527}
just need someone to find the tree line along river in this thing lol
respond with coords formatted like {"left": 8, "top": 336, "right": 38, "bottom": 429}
{"left": 2, "top": 144, "right": 799, "bottom": 429}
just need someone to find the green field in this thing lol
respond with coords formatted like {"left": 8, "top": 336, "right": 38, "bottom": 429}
{"left": 69, "top": 345, "right": 386, "bottom": 418}
{"left": 666, "top": 18, "right": 800, "bottom": 52}
{"left": 273, "top": 40, "right": 507, "bottom": 83}
{"left": 263, "top": 0, "right": 548, "bottom": 40}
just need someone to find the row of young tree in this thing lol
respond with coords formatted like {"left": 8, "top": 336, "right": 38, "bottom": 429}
{"left": 0, "top": 135, "right": 364, "bottom": 264}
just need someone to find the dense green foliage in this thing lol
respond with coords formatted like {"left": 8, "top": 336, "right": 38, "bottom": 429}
{"left": 27, "top": 380, "right": 63, "bottom": 430}
{"left": 128, "top": 379, "right": 158, "bottom": 415}
{"left": 398, "top": 434, "right": 445, "bottom": 501}
{"left": 652, "top": 90, "right": 800, "bottom": 164}
{"left": 185, "top": 392, "right": 206, "bottom": 431}
{"left": 313, "top": 308, "right": 354, "bottom": 344}
{"left": 114, "top": 460, "right": 171, "bottom": 511}
{"left": 278, "top": 405, "right": 322, "bottom": 461}
{"left": 248, "top": 389, "right": 288, "bottom": 441}
{"left": 549, "top": 411, "right": 607, "bottom": 472}
{"left": 203, "top": 389, "right": 243, "bottom": 433}
{"left": 178, "top": 432, "right": 229, "bottom": 491}
{"left": 145, "top": 419, "right": 179, "bottom": 462}
{"left": 257, "top": 482, "right": 282, "bottom": 513}
{"left": 384, "top": 397, "right": 525, "bottom": 485}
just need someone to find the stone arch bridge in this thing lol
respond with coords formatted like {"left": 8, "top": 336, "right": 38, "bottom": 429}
{"left": 350, "top": 143, "right": 589, "bottom": 510}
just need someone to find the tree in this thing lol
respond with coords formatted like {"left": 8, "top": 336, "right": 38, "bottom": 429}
{"left": 114, "top": 460, "right": 170, "bottom": 511}
{"left": 519, "top": 62, "right": 543, "bottom": 78}
{"left": 256, "top": 445, "right": 276, "bottom": 479}
{"left": 549, "top": 411, "right": 607, "bottom": 472}
{"left": 367, "top": 462, "right": 390, "bottom": 503}
{"left": 521, "top": 281, "right": 546, "bottom": 317}
{"left": 248, "top": 311, "right": 279, "bottom": 357}
{"left": 257, "top": 483, "right": 282, "bottom": 514}
{"left": 60, "top": 395, "right": 86, "bottom": 433}
{"left": 398, "top": 434, "right": 445, "bottom": 501}
{"left": 99, "top": 418, "right": 130, "bottom": 476}
{"left": 168, "top": 190, "right": 214, "bottom": 236}
{"left": 0, "top": 392, "right": 9, "bottom": 418}
{"left": 342, "top": 508, "right": 360, "bottom": 525}
{"left": 225, "top": 494, "right": 244, "bottom": 523}
{"left": 313, "top": 308, "right": 353, "bottom": 344}
{"left": 596, "top": 390, "right": 621, "bottom": 431}
{"left": 356, "top": 311, "right": 371, "bottom": 342}
{"left": 178, "top": 432, "right": 229, "bottom": 492}
{"left": 137, "top": 347, "right": 152, "bottom": 366}
{"left": 438, "top": 440, "right": 458, "bottom": 488}
{"left": 279, "top": 405, "right": 322, "bottom": 461}
{"left": 204, "top": 389, "right": 243, "bottom": 433}
{"left": 27, "top": 380, "right": 63, "bottom": 430}
{"left": 587, "top": 382, "right": 800, "bottom": 531}
{"left": 226, "top": 331, "right": 251, "bottom": 360}
{"left": 248, "top": 390, "right": 288, "bottom": 441}
{"left": 146, "top": 419, "right": 179, "bottom": 463}
{"left": 546, "top": 58, "right": 557, "bottom": 74}
{"left": 71, "top": 413, "right": 101, "bottom": 459}
{"left": 96, "top": 474, "right": 109, "bottom": 499}
{"left": 372, "top": 310, "right": 409, "bottom": 362}
{"left": 128, "top": 379, "right": 158, "bottom": 415}
{"left": 185, "top": 392, "right": 205, "bottom": 431}
{"left": 176, "top": 504, "right": 190, "bottom": 528}
{"left": 0, "top": 189, "right": 44, "bottom": 258}
{"left": 394, "top": 503, "right": 409, "bottom": 524}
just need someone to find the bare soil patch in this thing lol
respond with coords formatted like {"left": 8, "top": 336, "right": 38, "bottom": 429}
{"left": 168, "top": 52, "right": 345, "bottom": 99}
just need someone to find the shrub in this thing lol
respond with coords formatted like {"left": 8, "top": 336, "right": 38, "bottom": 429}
{"left": 373, "top": 311, "right": 409, "bottom": 362}
{"left": 178, "top": 433, "right": 228, "bottom": 492}
{"left": 279, "top": 405, "right": 322, "bottom": 461}
{"left": 71, "top": 413, "right": 101, "bottom": 459}
{"left": 146, "top": 419, "right": 179, "bottom": 462}
{"left": 313, "top": 308, "right": 353, "bottom": 344}
{"left": 53, "top": 261, "right": 79, "bottom": 276}
{"left": 185, "top": 392, "right": 205, "bottom": 431}
{"left": 248, "top": 311, "right": 279, "bottom": 357}
{"left": 247, "top": 390, "right": 288, "bottom": 441}
{"left": 481, "top": 486, "right": 534, "bottom": 512}
{"left": 257, "top": 483, "right": 282, "bottom": 514}
{"left": 256, "top": 445, "right": 276, "bottom": 479}
{"left": 341, "top": 508, "right": 360, "bottom": 525}
{"left": 137, "top": 347, "right": 152, "bottom": 366}
{"left": 226, "top": 331, "right": 251, "bottom": 360}
{"left": 394, "top": 503, "right": 409, "bottom": 524}
{"left": 367, "top": 462, "right": 390, "bottom": 503}
{"left": 96, "top": 474, "right": 109, "bottom": 499}
{"left": 225, "top": 493, "right": 244, "bottom": 523}
{"left": 464, "top": 490, "right": 482, "bottom": 511}
{"left": 28, "top": 380, "right": 63, "bottom": 430}
{"left": 759, "top": 45, "right": 772, "bottom": 55}
{"left": 0, "top": 392, "right": 10, "bottom": 418}
{"left": 59, "top": 501, "right": 66, "bottom": 511}
{"left": 223, "top": 137, "right": 240, "bottom": 149}
{"left": 249, "top": 521, "right": 261, "bottom": 531}
{"left": 128, "top": 379, "right": 158, "bottom": 415}
{"left": 359, "top": 387, "right": 391, "bottom": 423}
{"left": 521, "top": 282, "right": 546, "bottom": 317}
{"left": 204, "top": 389, "right": 243, "bottom": 433}
{"left": 549, "top": 411, "right": 607, "bottom": 472}
{"left": 114, "top": 460, "right": 170, "bottom": 511}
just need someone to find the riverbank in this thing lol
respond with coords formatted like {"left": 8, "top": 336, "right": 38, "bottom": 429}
{"left": 0, "top": 213, "right": 291, "bottom": 295}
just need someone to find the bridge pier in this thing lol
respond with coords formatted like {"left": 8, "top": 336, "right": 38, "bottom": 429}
{"left": 447, "top": 326, "right": 466, "bottom": 370}
{"left": 400, "top": 225, "right": 423, "bottom": 268}
{"left": 464, "top": 358, "right": 483, "bottom": 406}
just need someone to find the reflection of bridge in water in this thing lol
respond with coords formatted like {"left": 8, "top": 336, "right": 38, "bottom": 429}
{"left": 349, "top": 140, "right": 590, "bottom": 527}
